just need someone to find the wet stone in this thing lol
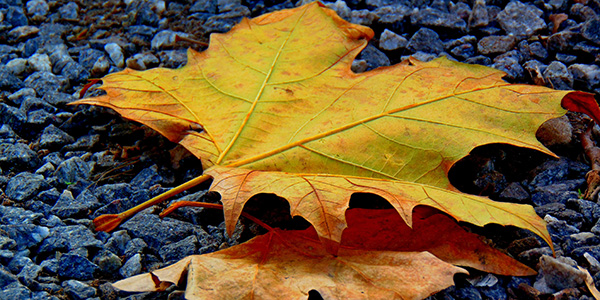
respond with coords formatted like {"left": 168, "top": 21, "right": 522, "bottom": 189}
{"left": 5, "top": 172, "right": 49, "bottom": 202}
{"left": 407, "top": 27, "right": 444, "bottom": 54}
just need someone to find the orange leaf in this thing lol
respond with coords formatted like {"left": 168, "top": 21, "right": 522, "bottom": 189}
{"left": 74, "top": 1, "right": 599, "bottom": 257}
{"left": 113, "top": 224, "right": 467, "bottom": 300}
{"left": 342, "top": 207, "right": 535, "bottom": 276}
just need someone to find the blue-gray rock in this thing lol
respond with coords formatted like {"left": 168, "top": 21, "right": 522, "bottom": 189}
{"left": 27, "top": 109, "right": 54, "bottom": 128}
{"left": 17, "top": 261, "right": 42, "bottom": 286}
{"left": 498, "top": 182, "right": 529, "bottom": 203}
{"left": 58, "top": 2, "right": 78, "bottom": 19}
{"left": 410, "top": 7, "right": 466, "bottom": 31}
{"left": 39, "top": 124, "right": 74, "bottom": 150}
{"left": 50, "top": 189, "right": 100, "bottom": 218}
{"left": 450, "top": 43, "right": 475, "bottom": 59}
{"left": 5, "top": 58, "right": 28, "bottom": 76}
{"left": 38, "top": 225, "right": 103, "bottom": 253}
{"left": 78, "top": 48, "right": 104, "bottom": 70}
{"left": 536, "top": 203, "right": 585, "bottom": 229}
{"left": 27, "top": 53, "right": 51, "bottom": 72}
{"left": 452, "top": 284, "right": 482, "bottom": 300}
{"left": 582, "top": 19, "right": 600, "bottom": 45}
{"left": 567, "top": 198, "right": 600, "bottom": 226}
{"left": 7, "top": 255, "right": 31, "bottom": 273}
{"left": 358, "top": 44, "right": 390, "bottom": 70}
{"left": 123, "top": 237, "right": 148, "bottom": 260}
{"left": 0, "top": 66, "right": 24, "bottom": 91}
{"left": 39, "top": 258, "right": 58, "bottom": 274}
{"left": 450, "top": 2, "right": 470, "bottom": 20}
{"left": 20, "top": 96, "right": 56, "bottom": 114}
{"left": 119, "top": 253, "right": 142, "bottom": 278}
{"left": 468, "top": 0, "right": 488, "bottom": 28}
{"left": 151, "top": 30, "right": 187, "bottom": 50}
{"left": 0, "top": 225, "right": 48, "bottom": 250}
{"left": 35, "top": 161, "right": 55, "bottom": 177}
{"left": 528, "top": 41, "right": 548, "bottom": 60}
{"left": 62, "top": 279, "right": 96, "bottom": 300}
{"left": 104, "top": 43, "right": 125, "bottom": 68}
{"left": 95, "top": 182, "right": 133, "bottom": 204}
{"left": 407, "top": 27, "right": 444, "bottom": 54}
{"left": 378, "top": 29, "right": 407, "bottom": 51}
{"left": 0, "top": 235, "right": 16, "bottom": 250}
{"left": 93, "top": 250, "right": 122, "bottom": 274}
{"left": 189, "top": 0, "right": 217, "bottom": 13}
{"left": 571, "top": 3, "right": 598, "bottom": 22}
{"left": 130, "top": 165, "right": 164, "bottom": 189}
{"left": 496, "top": 1, "right": 545, "bottom": 39}
{"left": 543, "top": 61, "right": 573, "bottom": 90}
{"left": 492, "top": 50, "right": 524, "bottom": 81}
{"left": 159, "top": 235, "right": 199, "bottom": 263}
{"left": 568, "top": 63, "right": 600, "bottom": 90}
{"left": 203, "top": 6, "right": 250, "bottom": 33}
{"left": 60, "top": 61, "right": 89, "bottom": 83}
{"left": 548, "top": 31, "right": 580, "bottom": 53}
{"left": 8, "top": 25, "right": 39, "bottom": 41}
{"left": 58, "top": 254, "right": 99, "bottom": 280}
{"left": 53, "top": 156, "right": 90, "bottom": 185}
{"left": 0, "top": 266, "right": 18, "bottom": 288}
{"left": 42, "top": 91, "right": 75, "bottom": 107}
{"left": 104, "top": 230, "right": 131, "bottom": 256}
{"left": 0, "top": 104, "right": 26, "bottom": 138}
{"left": 125, "top": 52, "right": 159, "bottom": 70}
{"left": 121, "top": 212, "right": 201, "bottom": 250}
{"left": 23, "top": 71, "right": 66, "bottom": 95}
{"left": 31, "top": 290, "right": 61, "bottom": 300}
{"left": 4, "top": 5, "right": 28, "bottom": 27}
{"left": 373, "top": 4, "right": 410, "bottom": 31}
{"left": 5, "top": 172, "right": 49, "bottom": 202}
{"left": 530, "top": 159, "right": 570, "bottom": 187}
{"left": 555, "top": 53, "right": 577, "bottom": 64}
{"left": 0, "top": 205, "right": 42, "bottom": 225}
{"left": 465, "top": 55, "right": 492, "bottom": 65}
{"left": 544, "top": 215, "right": 580, "bottom": 237}
{"left": 350, "top": 9, "right": 377, "bottom": 26}
{"left": 37, "top": 187, "right": 60, "bottom": 204}
{"left": 26, "top": 0, "right": 48, "bottom": 17}
{"left": 0, "top": 285, "right": 32, "bottom": 299}
{"left": 0, "top": 142, "right": 41, "bottom": 171}
{"left": 477, "top": 35, "right": 516, "bottom": 55}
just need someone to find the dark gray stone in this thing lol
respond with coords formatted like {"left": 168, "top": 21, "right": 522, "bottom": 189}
{"left": 62, "top": 279, "right": 96, "bottom": 300}
{"left": 0, "top": 66, "right": 24, "bottom": 91}
{"left": 0, "top": 285, "right": 32, "bottom": 299}
{"left": 130, "top": 165, "right": 164, "bottom": 189}
{"left": 42, "top": 91, "right": 75, "bottom": 107}
{"left": 477, "top": 35, "right": 516, "bottom": 55}
{"left": 548, "top": 31, "right": 580, "bottom": 53}
{"left": 58, "top": 2, "right": 78, "bottom": 19}
{"left": 0, "top": 205, "right": 42, "bottom": 225}
{"left": 543, "top": 61, "right": 573, "bottom": 90}
{"left": 0, "top": 266, "right": 18, "bottom": 288}
{"left": 374, "top": 4, "right": 410, "bottom": 31}
{"left": 496, "top": 1, "right": 545, "bottom": 39}
{"left": 119, "top": 253, "right": 142, "bottom": 278}
{"left": 39, "top": 258, "right": 58, "bottom": 274}
{"left": 159, "top": 235, "right": 200, "bottom": 263}
{"left": 0, "top": 104, "right": 26, "bottom": 138}
{"left": 530, "top": 159, "right": 570, "bottom": 187}
{"left": 566, "top": 198, "right": 600, "bottom": 227}
{"left": 5, "top": 172, "right": 49, "bottom": 202}
{"left": 0, "top": 142, "right": 41, "bottom": 171}
{"left": 23, "top": 71, "right": 67, "bottom": 95}
{"left": 492, "top": 50, "right": 524, "bottom": 81}
{"left": 4, "top": 5, "right": 28, "bottom": 27}
{"left": 60, "top": 61, "right": 90, "bottom": 83}
{"left": 58, "top": 254, "right": 99, "bottom": 280}
{"left": 92, "top": 250, "right": 122, "bottom": 274}
{"left": 498, "top": 182, "right": 529, "bottom": 203}
{"left": 379, "top": 29, "right": 407, "bottom": 51}
{"left": 452, "top": 285, "right": 482, "bottom": 300}
{"left": 17, "top": 261, "right": 42, "bottom": 286}
{"left": 95, "top": 183, "right": 134, "bottom": 204}
{"left": 50, "top": 189, "right": 100, "bottom": 218}
{"left": 121, "top": 212, "right": 202, "bottom": 250}
{"left": 582, "top": 19, "right": 600, "bottom": 45}
{"left": 189, "top": 0, "right": 217, "bottom": 13}
{"left": 450, "top": 43, "right": 475, "bottom": 59}
{"left": 407, "top": 27, "right": 444, "bottom": 54}
{"left": 8, "top": 255, "right": 32, "bottom": 273}
{"left": 465, "top": 55, "right": 492, "bottom": 65}
{"left": 157, "top": 49, "right": 187, "bottom": 68}
{"left": 53, "top": 156, "right": 91, "bottom": 185}
{"left": 0, "top": 235, "right": 16, "bottom": 250}
{"left": 544, "top": 215, "right": 580, "bottom": 237}
{"left": 104, "top": 230, "right": 131, "bottom": 256}
{"left": 568, "top": 64, "right": 600, "bottom": 90}
{"left": 0, "top": 224, "right": 49, "bottom": 250}
{"left": 124, "top": 237, "right": 147, "bottom": 259}
{"left": 410, "top": 7, "right": 466, "bottom": 31}
{"left": 38, "top": 225, "right": 103, "bottom": 253}
{"left": 358, "top": 44, "right": 390, "bottom": 70}
{"left": 26, "top": 0, "right": 49, "bottom": 18}
{"left": 27, "top": 109, "right": 54, "bottom": 128}
{"left": 39, "top": 124, "right": 75, "bottom": 150}
{"left": 468, "top": 0, "right": 488, "bottom": 28}
{"left": 37, "top": 187, "right": 60, "bottom": 204}
{"left": 203, "top": 6, "right": 250, "bottom": 33}
{"left": 350, "top": 9, "right": 377, "bottom": 26}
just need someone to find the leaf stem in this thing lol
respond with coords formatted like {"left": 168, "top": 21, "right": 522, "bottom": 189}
{"left": 159, "top": 201, "right": 275, "bottom": 232}
{"left": 93, "top": 174, "right": 212, "bottom": 232}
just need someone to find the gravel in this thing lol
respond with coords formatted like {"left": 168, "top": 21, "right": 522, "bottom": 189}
{"left": 1, "top": 0, "right": 600, "bottom": 299}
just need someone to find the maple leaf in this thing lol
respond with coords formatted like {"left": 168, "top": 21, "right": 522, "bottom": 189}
{"left": 111, "top": 207, "right": 540, "bottom": 299}
{"left": 74, "top": 2, "right": 600, "bottom": 254}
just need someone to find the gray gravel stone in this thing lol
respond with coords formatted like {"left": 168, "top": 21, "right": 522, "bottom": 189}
{"left": 26, "top": 0, "right": 49, "bottom": 17}
{"left": 4, "top": 6, "right": 28, "bottom": 27}
{"left": 23, "top": 71, "right": 66, "bottom": 95}
{"left": 53, "top": 156, "right": 90, "bottom": 185}
{"left": 0, "top": 142, "right": 41, "bottom": 171}
{"left": 544, "top": 61, "right": 573, "bottom": 90}
{"left": 38, "top": 225, "right": 102, "bottom": 253}
{"left": 358, "top": 44, "right": 390, "bottom": 70}
{"left": 27, "top": 53, "right": 51, "bottom": 72}
{"left": 379, "top": 29, "right": 407, "bottom": 51}
{"left": 350, "top": 9, "right": 377, "bottom": 26}
{"left": 0, "top": 66, "right": 24, "bottom": 91}
{"left": 8, "top": 25, "right": 39, "bottom": 41}
{"left": 0, "top": 224, "right": 49, "bottom": 250}
{"left": 0, "top": 205, "right": 42, "bottom": 225}
{"left": 124, "top": 237, "right": 148, "bottom": 259}
{"left": 410, "top": 7, "right": 466, "bottom": 31}
{"left": 568, "top": 63, "right": 600, "bottom": 90}
{"left": 203, "top": 6, "right": 250, "bottom": 33}
{"left": 104, "top": 42, "right": 125, "bottom": 68}
{"left": 119, "top": 253, "right": 142, "bottom": 278}
{"left": 93, "top": 250, "right": 122, "bottom": 274}
{"left": 468, "top": 0, "right": 488, "bottom": 28}
{"left": 582, "top": 18, "right": 600, "bottom": 45}
{"left": 6, "top": 172, "right": 49, "bottom": 202}
{"left": 477, "top": 35, "right": 516, "bottom": 55}
{"left": 121, "top": 212, "right": 203, "bottom": 250}
{"left": 39, "top": 124, "right": 74, "bottom": 150}
{"left": 0, "top": 285, "right": 32, "bottom": 299}
{"left": 548, "top": 31, "right": 580, "bottom": 53}
{"left": 62, "top": 279, "right": 96, "bottom": 300}
{"left": 496, "top": 1, "right": 546, "bottom": 39}
{"left": 407, "top": 27, "right": 444, "bottom": 54}
{"left": 0, "top": 266, "right": 18, "bottom": 288}
{"left": 58, "top": 2, "right": 78, "bottom": 19}
{"left": 159, "top": 235, "right": 200, "bottom": 263}
{"left": 17, "top": 261, "right": 42, "bottom": 286}
{"left": 58, "top": 254, "right": 99, "bottom": 280}
{"left": 50, "top": 189, "right": 100, "bottom": 218}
